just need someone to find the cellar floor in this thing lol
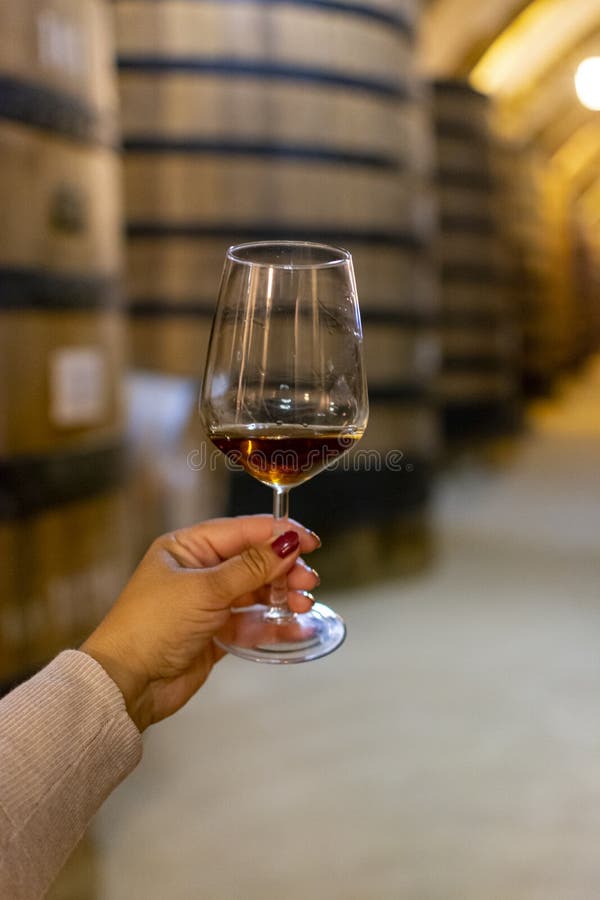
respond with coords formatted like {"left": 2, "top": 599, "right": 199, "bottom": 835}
{"left": 51, "top": 357, "right": 600, "bottom": 900}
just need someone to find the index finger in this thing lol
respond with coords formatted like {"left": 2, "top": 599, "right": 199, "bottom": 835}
{"left": 169, "top": 515, "right": 320, "bottom": 567}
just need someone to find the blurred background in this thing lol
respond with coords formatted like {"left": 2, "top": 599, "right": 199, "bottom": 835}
{"left": 1, "top": 0, "right": 599, "bottom": 897}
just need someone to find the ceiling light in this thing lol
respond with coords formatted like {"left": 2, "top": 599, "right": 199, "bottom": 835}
{"left": 575, "top": 57, "right": 600, "bottom": 111}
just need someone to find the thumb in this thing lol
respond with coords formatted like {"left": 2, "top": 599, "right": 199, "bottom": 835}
{"left": 202, "top": 530, "right": 300, "bottom": 608}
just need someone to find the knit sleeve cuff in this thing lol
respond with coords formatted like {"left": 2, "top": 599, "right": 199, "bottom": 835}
{"left": 0, "top": 649, "right": 143, "bottom": 830}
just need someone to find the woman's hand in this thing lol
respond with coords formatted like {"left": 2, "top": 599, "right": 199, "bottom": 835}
{"left": 81, "top": 516, "right": 320, "bottom": 732}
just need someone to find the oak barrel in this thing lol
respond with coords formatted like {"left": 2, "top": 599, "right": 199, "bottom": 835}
{"left": 433, "top": 79, "right": 518, "bottom": 439}
{"left": 0, "top": 0, "right": 127, "bottom": 687}
{"left": 116, "top": 0, "right": 439, "bottom": 535}
{"left": 0, "top": 0, "right": 117, "bottom": 143}
{"left": 495, "top": 143, "right": 581, "bottom": 393}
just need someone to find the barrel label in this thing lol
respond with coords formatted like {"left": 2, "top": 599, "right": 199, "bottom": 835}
{"left": 37, "top": 9, "right": 86, "bottom": 80}
{"left": 49, "top": 347, "right": 107, "bottom": 427}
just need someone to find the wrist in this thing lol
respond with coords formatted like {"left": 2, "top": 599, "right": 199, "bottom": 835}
{"left": 80, "top": 638, "right": 150, "bottom": 732}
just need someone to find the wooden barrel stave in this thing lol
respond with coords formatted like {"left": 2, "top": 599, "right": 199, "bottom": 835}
{"left": 0, "top": 309, "right": 124, "bottom": 455}
{"left": 119, "top": 73, "right": 431, "bottom": 168}
{"left": 127, "top": 238, "right": 438, "bottom": 390}
{"left": 116, "top": 1, "right": 415, "bottom": 82}
{"left": 441, "top": 325, "right": 515, "bottom": 359}
{"left": 1, "top": 436, "right": 130, "bottom": 678}
{"left": 126, "top": 236, "right": 227, "bottom": 306}
{"left": 0, "top": 120, "right": 121, "bottom": 275}
{"left": 123, "top": 153, "right": 429, "bottom": 235}
{"left": 438, "top": 232, "right": 505, "bottom": 270}
{"left": 364, "top": 322, "right": 438, "bottom": 388}
{"left": 437, "top": 185, "right": 497, "bottom": 222}
{"left": 19, "top": 485, "right": 129, "bottom": 670}
{"left": 495, "top": 142, "right": 581, "bottom": 389}
{"left": 351, "top": 244, "right": 437, "bottom": 313}
{"left": 433, "top": 79, "right": 518, "bottom": 436}
{"left": 436, "top": 131, "right": 494, "bottom": 178}
{"left": 441, "top": 282, "right": 507, "bottom": 318}
{"left": 438, "top": 370, "right": 514, "bottom": 403}
{"left": 131, "top": 315, "right": 213, "bottom": 378}
{"left": 126, "top": 237, "right": 434, "bottom": 307}
{"left": 0, "top": 0, "right": 117, "bottom": 142}
{"left": 432, "top": 80, "right": 489, "bottom": 131}
{"left": 356, "top": 399, "right": 438, "bottom": 457}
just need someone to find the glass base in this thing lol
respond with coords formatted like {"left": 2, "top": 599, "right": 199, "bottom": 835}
{"left": 214, "top": 601, "right": 346, "bottom": 664}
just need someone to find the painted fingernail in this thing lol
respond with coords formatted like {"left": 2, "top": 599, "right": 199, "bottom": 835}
{"left": 308, "top": 529, "right": 322, "bottom": 547}
{"left": 272, "top": 530, "right": 300, "bottom": 558}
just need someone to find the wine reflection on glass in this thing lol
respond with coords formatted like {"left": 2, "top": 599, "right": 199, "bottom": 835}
{"left": 200, "top": 241, "right": 369, "bottom": 663}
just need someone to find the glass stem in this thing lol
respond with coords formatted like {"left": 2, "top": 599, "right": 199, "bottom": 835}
{"left": 266, "top": 486, "right": 293, "bottom": 622}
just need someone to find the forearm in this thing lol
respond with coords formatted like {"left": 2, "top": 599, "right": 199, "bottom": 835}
{"left": 0, "top": 651, "right": 142, "bottom": 899}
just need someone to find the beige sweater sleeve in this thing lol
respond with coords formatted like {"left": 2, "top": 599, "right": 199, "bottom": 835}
{"left": 0, "top": 650, "right": 143, "bottom": 899}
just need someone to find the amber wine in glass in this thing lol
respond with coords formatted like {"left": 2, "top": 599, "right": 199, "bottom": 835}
{"left": 200, "top": 241, "right": 369, "bottom": 663}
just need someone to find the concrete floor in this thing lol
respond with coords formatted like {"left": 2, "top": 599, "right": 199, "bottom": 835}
{"left": 53, "top": 359, "right": 600, "bottom": 899}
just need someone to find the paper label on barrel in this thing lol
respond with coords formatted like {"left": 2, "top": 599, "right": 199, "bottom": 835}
{"left": 49, "top": 347, "right": 108, "bottom": 427}
{"left": 37, "top": 9, "right": 86, "bottom": 78}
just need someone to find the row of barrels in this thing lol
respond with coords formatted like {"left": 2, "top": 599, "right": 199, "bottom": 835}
{"left": 433, "top": 80, "right": 519, "bottom": 438}
{"left": 3, "top": 1, "right": 598, "bottom": 684}
{"left": 434, "top": 80, "right": 599, "bottom": 416}
{"left": 0, "top": 0, "right": 128, "bottom": 688}
{"left": 572, "top": 220, "right": 600, "bottom": 360}
{"left": 1, "top": 0, "right": 439, "bottom": 686}
{"left": 495, "top": 144, "right": 593, "bottom": 394}
{"left": 495, "top": 144, "right": 560, "bottom": 393}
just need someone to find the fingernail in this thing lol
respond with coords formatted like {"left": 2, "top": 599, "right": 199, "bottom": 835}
{"left": 308, "top": 529, "right": 322, "bottom": 547}
{"left": 272, "top": 531, "right": 300, "bottom": 558}
{"left": 298, "top": 559, "right": 321, "bottom": 584}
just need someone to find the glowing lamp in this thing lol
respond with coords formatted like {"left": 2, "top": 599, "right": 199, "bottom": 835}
{"left": 575, "top": 57, "right": 600, "bottom": 111}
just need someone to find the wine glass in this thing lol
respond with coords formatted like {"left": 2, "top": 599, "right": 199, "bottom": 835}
{"left": 200, "top": 241, "right": 369, "bottom": 663}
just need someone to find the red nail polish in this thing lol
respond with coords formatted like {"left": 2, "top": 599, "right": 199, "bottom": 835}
{"left": 272, "top": 531, "right": 300, "bottom": 558}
